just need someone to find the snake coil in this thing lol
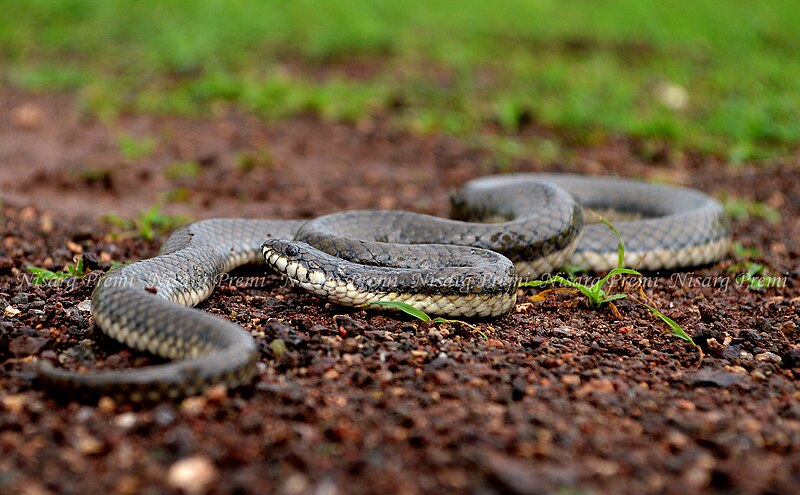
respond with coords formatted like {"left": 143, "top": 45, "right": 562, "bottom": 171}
{"left": 37, "top": 174, "right": 731, "bottom": 401}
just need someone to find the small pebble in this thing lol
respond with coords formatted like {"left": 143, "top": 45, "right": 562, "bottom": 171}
{"left": 427, "top": 328, "right": 443, "bottom": 342}
{"left": 721, "top": 345, "right": 740, "bottom": 360}
{"left": 205, "top": 385, "right": 228, "bottom": 402}
{"left": 98, "top": 397, "right": 116, "bottom": 413}
{"left": 154, "top": 404, "right": 177, "bottom": 426}
{"left": 561, "top": 375, "right": 581, "bottom": 386}
{"left": 66, "top": 240, "right": 83, "bottom": 254}
{"left": 8, "top": 335, "right": 48, "bottom": 356}
{"left": 4, "top": 306, "right": 21, "bottom": 318}
{"left": 167, "top": 456, "right": 218, "bottom": 495}
{"left": 281, "top": 472, "right": 310, "bottom": 495}
{"left": 269, "top": 339, "right": 288, "bottom": 359}
{"left": 114, "top": 412, "right": 138, "bottom": 430}
{"left": 314, "top": 479, "right": 340, "bottom": 495}
{"left": 181, "top": 397, "right": 207, "bottom": 417}
{"left": 755, "top": 352, "right": 781, "bottom": 364}
{"left": 75, "top": 407, "right": 97, "bottom": 423}
{"left": 76, "top": 299, "right": 93, "bottom": 313}
{"left": 11, "top": 102, "right": 45, "bottom": 129}
{"left": 778, "top": 321, "right": 795, "bottom": 338}
{"left": 64, "top": 306, "right": 88, "bottom": 327}
{"left": 2, "top": 394, "right": 26, "bottom": 414}
{"left": 75, "top": 434, "right": 104, "bottom": 455}
{"left": 654, "top": 81, "right": 689, "bottom": 110}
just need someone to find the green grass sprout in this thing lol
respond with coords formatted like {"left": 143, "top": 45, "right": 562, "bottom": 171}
{"left": 642, "top": 301, "right": 702, "bottom": 356}
{"left": 521, "top": 268, "right": 640, "bottom": 309}
{"left": 370, "top": 301, "right": 488, "bottom": 340}
{"left": 103, "top": 204, "right": 190, "bottom": 240}
{"left": 722, "top": 197, "right": 781, "bottom": 223}
{"left": 728, "top": 262, "right": 785, "bottom": 290}
{"left": 520, "top": 212, "right": 640, "bottom": 308}
{"left": 727, "top": 242, "right": 785, "bottom": 290}
{"left": 631, "top": 288, "right": 702, "bottom": 356}
{"left": 27, "top": 257, "right": 87, "bottom": 285}
{"left": 731, "top": 241, "right": 761, "bottom": 258}
{"left": 164, "top": 161, "right": 202, "bottom": 180}
{"left": 117, "top": 134, "right": 157, "bottom": 161}
{"left": 521, "top": 214, "right": 698, "bottom": 351}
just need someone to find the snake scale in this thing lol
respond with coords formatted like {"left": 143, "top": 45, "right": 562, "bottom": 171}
{"left": 38, "top": 174, "right": 731, "bottom": 401}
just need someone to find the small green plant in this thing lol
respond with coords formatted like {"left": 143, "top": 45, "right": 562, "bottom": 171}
{"left": 731, "top": 241, "right": 761, "bottom": 258}
{"left": 27, "top": 257, "right": 87, "bottom": 285}
{"left": 729, "top": 262, "right": 785, "bottom": 290}
{"left": 164, "top": 161, "right": 202, "bottom": 180}
{"left": 104, "top": 204, "right": 190, "bottom": 240}
{"left": 722, "top": 197, "right": 780, "bottom": 223}
{"left": 633, "top": 293, "right": 701, "bottom": 354}
{"left": 728, "top": 242, "right": 785, "bottom": 290}
{"left": 370, "top": 301, "right": 488, "bottom": 340}
{"left": 521, "top": 215, "right": 698, "bottom": 351}
{"left": 648, "top": 306, "right": 694, "bottom": 344}
{"left": 162, "top": 187, "right": 193, "bottom": 203}
{"left": 520, "top": 216, "right": 639, "bottom": 308}
{"left": 522, "top": 268, "right": 640, "bottom": 309}
{"left": 10, "top": 65, "right": 89, "bottom": 91}
{"left": 494, "top": 96, "right": 529, "bottom": 132}
{"left": 236, "top": 149, "right": 274, "bottom": 172}
{"left": 117, "top": 134, "right": 157, "bottom": 161}
{"left": 137, "top": 206, "right": 190, "bottom": 240}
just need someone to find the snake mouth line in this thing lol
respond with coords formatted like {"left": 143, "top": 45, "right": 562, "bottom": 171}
{"left": 35, "top": 174, "right": 731, "bottom": 401}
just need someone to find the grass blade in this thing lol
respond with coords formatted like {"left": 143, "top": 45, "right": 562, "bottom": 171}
{"left": 370, "top": 301, "right": 431, "bottom": 321}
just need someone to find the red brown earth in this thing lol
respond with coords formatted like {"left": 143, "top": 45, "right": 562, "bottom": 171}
{"left": 1, "top": 86, "right": 799, "bottom": 494}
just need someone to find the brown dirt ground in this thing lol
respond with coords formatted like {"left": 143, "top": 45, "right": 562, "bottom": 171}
{"left": 1, "top": 86, "right": 799, "bottom": 495}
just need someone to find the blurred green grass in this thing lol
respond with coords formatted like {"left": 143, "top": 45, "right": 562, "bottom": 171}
{"left": 2, "top": 0, "right": 798, "bottom": 161}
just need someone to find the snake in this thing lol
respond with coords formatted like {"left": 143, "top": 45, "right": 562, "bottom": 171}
{"left": 37, "top": 174, "right": 731, "bottom": 401}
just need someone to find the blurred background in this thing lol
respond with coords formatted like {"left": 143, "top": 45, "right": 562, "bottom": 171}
{"left": 2, "top": 0, "right": 798, "bottom": 164}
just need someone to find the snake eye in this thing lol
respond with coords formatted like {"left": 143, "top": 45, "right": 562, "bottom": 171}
{"left": 285, "top": 244, "right": 300, "bottom": 257}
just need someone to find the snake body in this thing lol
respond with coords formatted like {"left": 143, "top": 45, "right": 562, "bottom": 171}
{"left": 38, "top": 174, "right": 731, "bottom": 401}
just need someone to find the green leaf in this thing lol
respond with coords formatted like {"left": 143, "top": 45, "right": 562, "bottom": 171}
{"left": 118, "top": 134, "right": 156, "bottom": 161}
{"left": 520, "top": 275, "right": 575, "bottom": 289}
{"left": 643, "top": 303, "right": 695, "bottom": 345}
{"left": 26, "top": 266, "right": 60, "bottom": 284}
{"left": 66, "top": 257, "right": 86, "bottom": 277}
{"left": 595, "top": 214, "right": 626, "bottom": 268}
{"left": 370, "top": 301, "right": 432, "bottom": 322}
{"left": 370, "top": 300, "right": 481, "bottom": 332}
{"left": 731, "top": 242, "right": 760, "bottom": 258}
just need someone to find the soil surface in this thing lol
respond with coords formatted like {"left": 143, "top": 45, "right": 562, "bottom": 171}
{"left": 1, "top": 86, "right": 799, "bottom": 495}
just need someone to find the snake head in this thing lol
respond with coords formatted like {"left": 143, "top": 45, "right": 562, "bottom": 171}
{"left": 262, "top": 239, "right": 303, "bottom": 264}
{"left": 261, "top": 239, "right": 329, "bottom": 286}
